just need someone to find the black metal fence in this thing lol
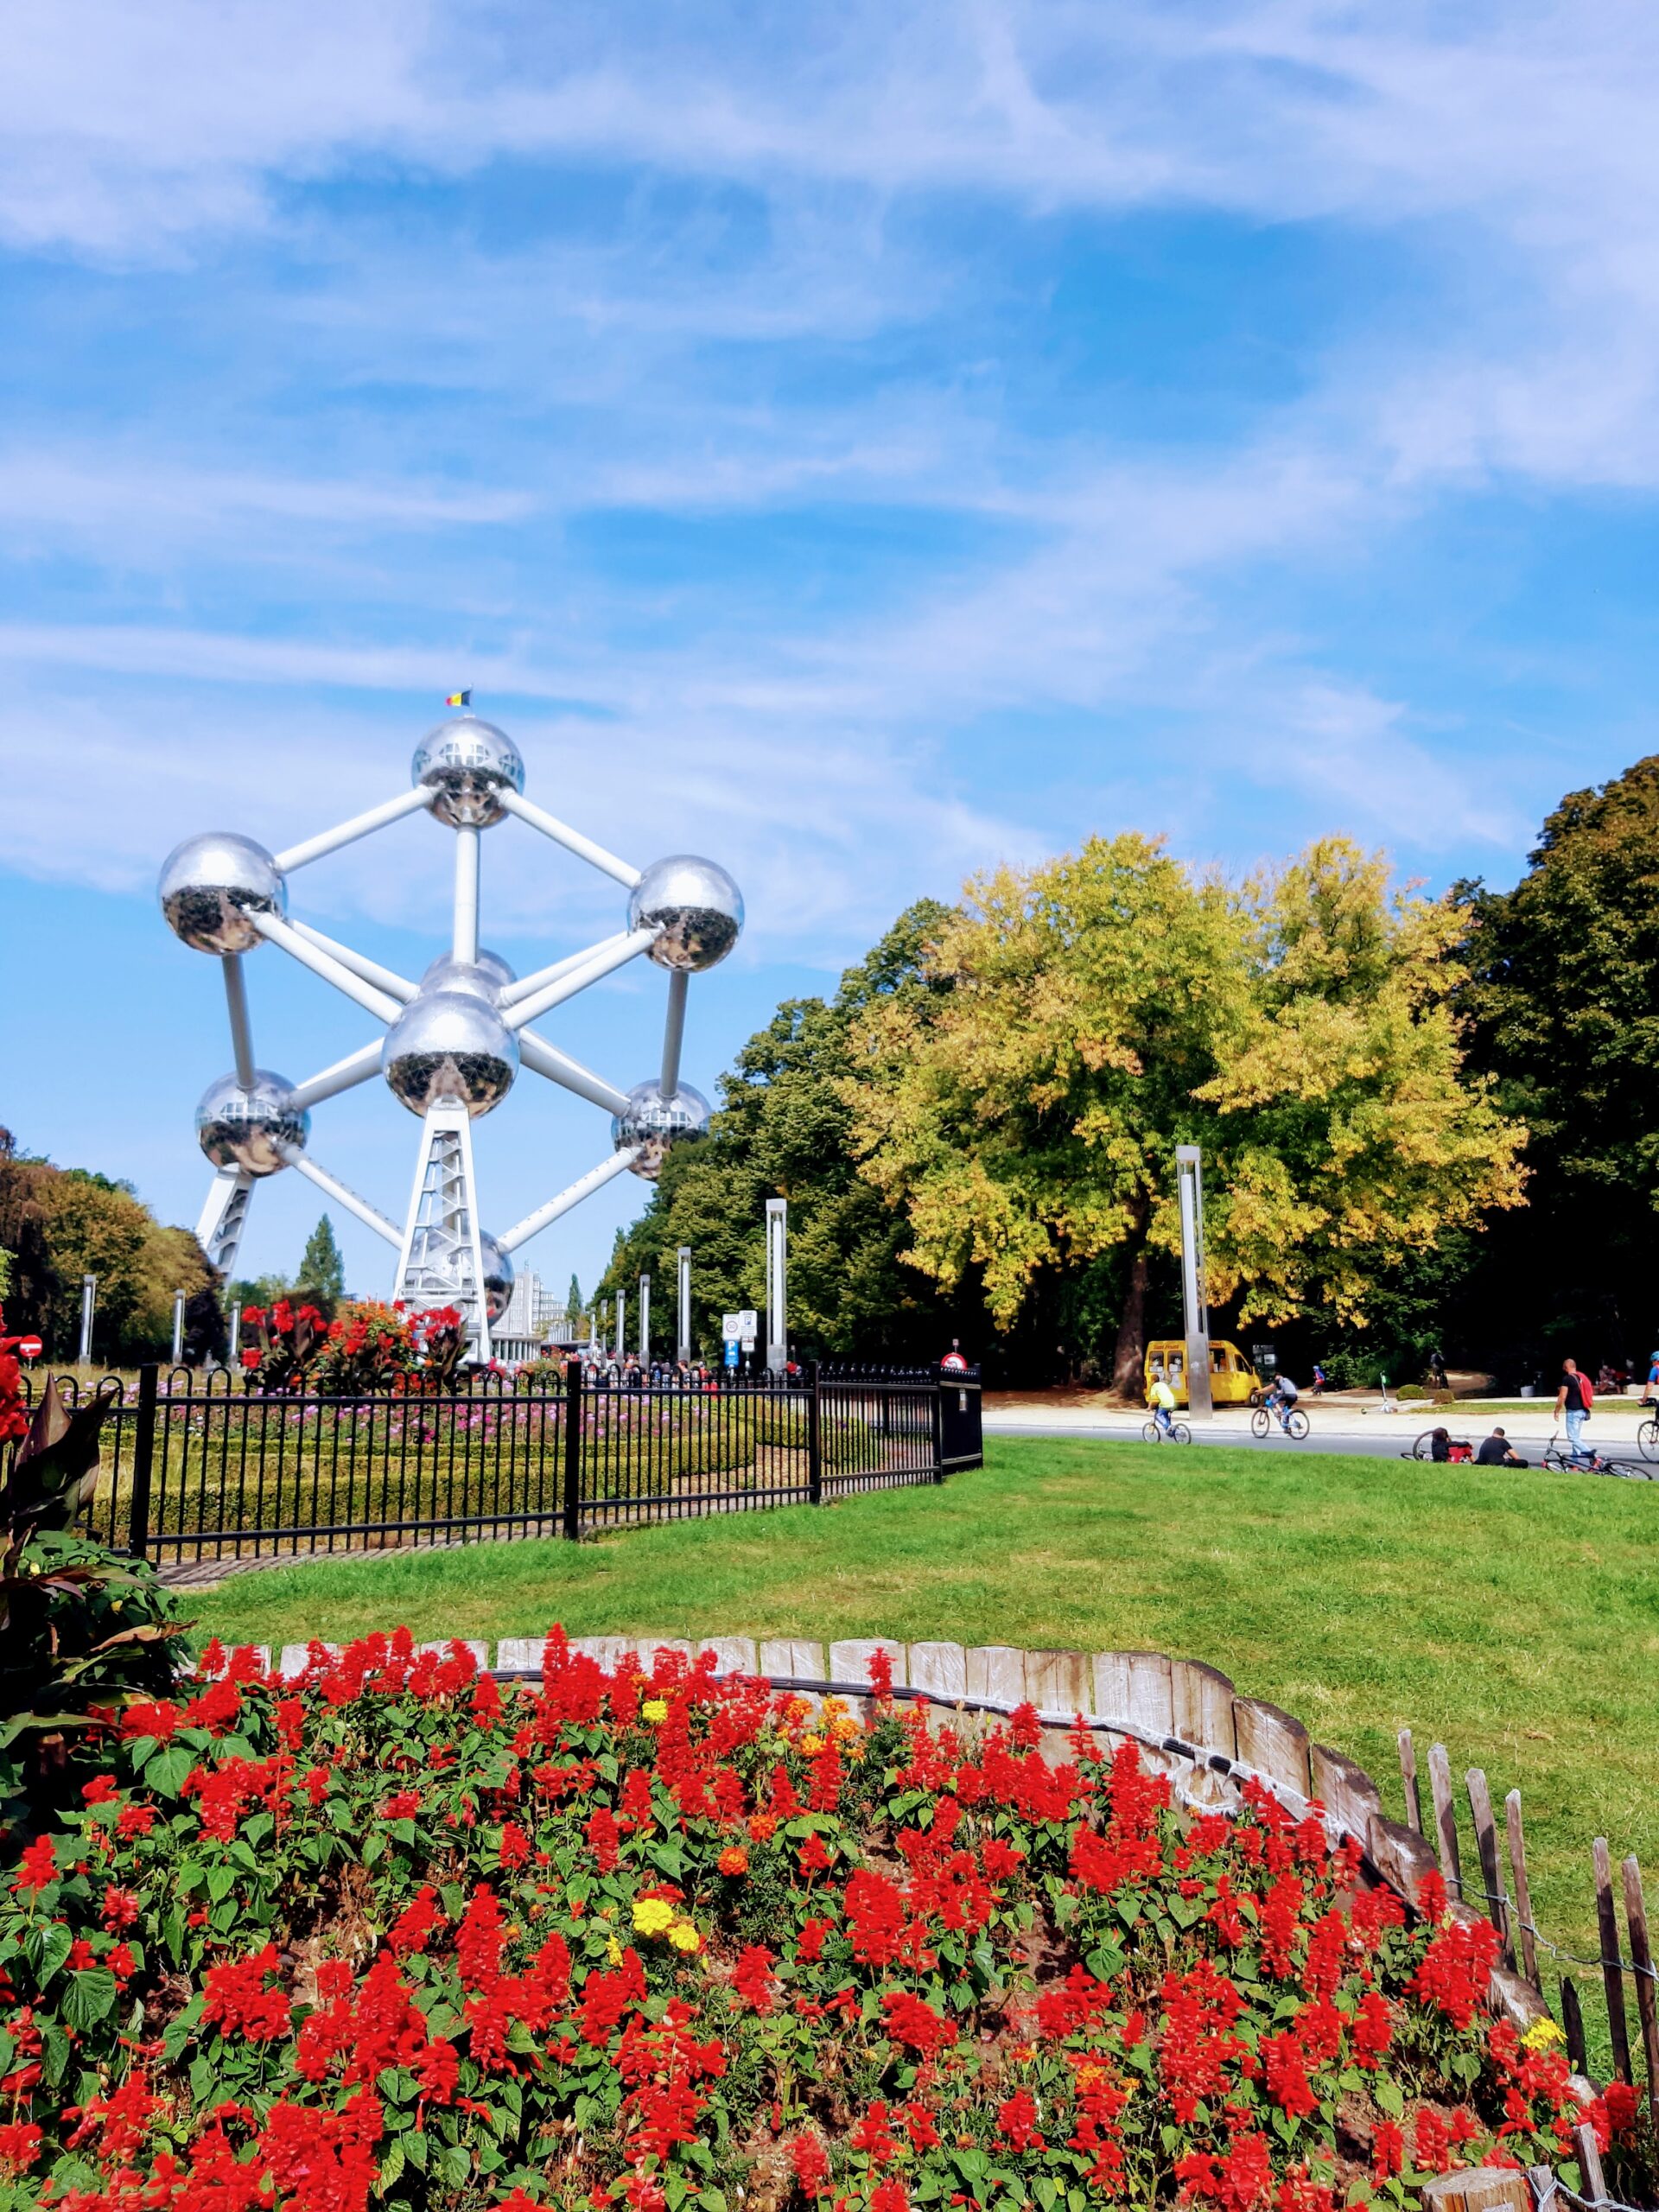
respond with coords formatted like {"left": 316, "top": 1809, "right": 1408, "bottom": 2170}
{"left": 14, "top": 1360, "right": 981, "bottom": 1567}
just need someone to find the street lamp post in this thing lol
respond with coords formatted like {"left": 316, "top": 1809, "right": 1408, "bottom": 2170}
{"left": 677, "top": 1246, "right": 691, "bottom": 1365}
{"left": 765, "top": 1198, "right": 787, "bottom": 1376}
{"left": 1175, "top": 1145, "right": 1213, "bottom": 1421}
{"left": 78, "top": 1274, "right": 97, "bottom": 1366}
{"left": 171, "top": 1289, "right": 186, "bottom": 1365}
{"left": 639, "top": 1274, "right": 651, "bottom": 1363}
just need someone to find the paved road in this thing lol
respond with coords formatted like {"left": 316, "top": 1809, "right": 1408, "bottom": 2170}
{"left": 983, "top": 1403, "right": 1659, "bottom": 1471}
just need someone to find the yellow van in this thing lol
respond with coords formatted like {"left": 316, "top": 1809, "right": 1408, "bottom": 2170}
{"left": 1144, "top": 1339, "right": 1262, "bottom": 1408}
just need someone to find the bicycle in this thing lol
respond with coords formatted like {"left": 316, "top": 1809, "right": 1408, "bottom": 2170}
{"left": 1250, "top": 1404, "right": 1309, "bottom": 1440}
{"left": 1638, "top": 1404, "right": 1659, "bottom": 1461}
{"left": 1405, "top": 1432, "right": 1474, "bottom": 1462}
{"left": 1141, "top": 1416, "right": 1192, "bottom": 1445}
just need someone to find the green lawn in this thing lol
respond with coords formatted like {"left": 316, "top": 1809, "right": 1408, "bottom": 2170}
{"left": 188, "top": 1435, "right": 1659, "bottom": 2071}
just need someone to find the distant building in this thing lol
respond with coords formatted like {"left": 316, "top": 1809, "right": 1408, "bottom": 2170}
{"left": 492, "top": 1269, "right": 569, "bottom": 1366}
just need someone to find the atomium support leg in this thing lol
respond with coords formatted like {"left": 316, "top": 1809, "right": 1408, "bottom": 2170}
{"left": 394, "top": 1103, "right": 493, "bottom": 1360}
{"left": 197, "top": 1168, "right": 255, "bottom": 1280}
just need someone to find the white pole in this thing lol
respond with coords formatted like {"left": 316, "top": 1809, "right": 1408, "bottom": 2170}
{"left": 273, "top": 784, "right": 434, "bottom": 874}
{"left": 289, "top": 1040, "right": 385, "bottom": 1112}
{"left": 228, "top": 1300, "right": 241, "bottom": 1366}
{"left": 615, "top": 1288, "right": 625, "bottom": 1361}
{"left": 497, "top": 1148, "right": 642, "bottom": 1254}
{"left": 222, "top": 954, "right": 257, "bottom": 1090}
{"left": 286, "top": 919, "right": 418, "bottom": 1003}
{"left": 766, "top": 1198, "right": 787, "bottom": 1375}
{"left": 285, "top": 1149, "right": 403, "bottom": 1247}
{"left": 497, "top": 786, "right": 642, "bottom": 887}
{"left": 453, "top": 824, "right": 480, "bottom": 965}
{"left": 516, "top": 1030, "right": 633, "bottom": 1116}
{"left": 78, "top": 1273, "right": 96, "bottom": 1365}
{"left": 503, "top": 928, "right": 660, "bottom": 1032}
{"left": 639, "top": 1274, "right": 651, "bottom": 1362}
{"left": 660, "top": 969, "right": 689, "bottom": 1099}
{"left": 245, "top": 910, "right": 403, "bottom": 1023}
{"left": 1175, "top": 1144, "right": 1213, "bottom": 1421}
{"left": 171, "top": 1289, "right": 186, "bottom": 1364}
{"left": 677, "top": 1245, "right": 691, "bottom": 1364}
{"left": 499, "top": 935, "right": 634, "bottom": 1008}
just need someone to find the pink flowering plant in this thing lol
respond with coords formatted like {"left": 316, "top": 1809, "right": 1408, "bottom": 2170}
{"left": 0, "top": 1633, "right": 1648, "bottom": 2212}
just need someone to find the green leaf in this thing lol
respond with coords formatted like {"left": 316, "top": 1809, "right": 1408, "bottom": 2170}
{"left": 206, "top": 1864, "right": 238, "bottom": 1904}
{"left": 26, "top": 1920, "right": 73, "bottom": 1984}
{"left": 145, "top": 1745, "right": 195, "bottom": 1798}
{"left": 1375, "top": 2077, "right": 1405, "bottom": 2119}
{"left": 438, "top": 2143, "right": 473, "bottom": 2188}
{"left": 63, "top": 1967, "right": 118, "bottom": 2031}
{"left": 403, "top": 2126, "right": 428, "bottom": 2171}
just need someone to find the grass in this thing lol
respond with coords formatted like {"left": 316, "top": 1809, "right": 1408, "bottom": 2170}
{"left": 187, "top": 1435, "right": 1659, "bottom": 2071}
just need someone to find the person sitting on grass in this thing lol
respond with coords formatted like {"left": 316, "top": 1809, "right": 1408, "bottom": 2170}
{"left": 1475, "top": 1426, "right": 1529, "bottom": 1468}
{"left": 1147, "top": 1370, "right": 1178, "bottom": 1437}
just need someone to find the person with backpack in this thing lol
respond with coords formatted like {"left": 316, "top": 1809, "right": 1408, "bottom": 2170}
{"left": 1555, "top": 1357, "right": 1595, "bottom": 1465}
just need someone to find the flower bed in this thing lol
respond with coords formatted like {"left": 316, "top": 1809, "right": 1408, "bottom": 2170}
{"left": 2, "top": 1633, "right": 1652, "bottom": 2212}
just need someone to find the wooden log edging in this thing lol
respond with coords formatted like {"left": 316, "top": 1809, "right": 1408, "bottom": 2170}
{"left": 251, "top": 1630, "right": 1551, "bottom": 2037}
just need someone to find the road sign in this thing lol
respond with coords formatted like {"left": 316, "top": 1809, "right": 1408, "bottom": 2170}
{"left": 723, "top": 1339, "right": 740, "bottom": 1370}
{"left": 721, "top": 1309, "right": 758, "bottom": 1346}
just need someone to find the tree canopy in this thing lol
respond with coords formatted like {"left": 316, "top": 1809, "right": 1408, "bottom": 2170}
{"left": 1453, "top": 753, "right": 1659, "bottom": 1367}
{"left": 599, "top": 903, "right": 982, "bottom": 1361}
{"left": 0, "top": 1131, "right": 219, "bottom": 1362}
{"left": 296, "top": 1214, "right": 345, "bottom": 1314}
{"left": 849, "top": 835, "right": 1523, "bottom": 1385}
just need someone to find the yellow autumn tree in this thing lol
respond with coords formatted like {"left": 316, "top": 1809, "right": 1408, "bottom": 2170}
{"left": 847, "top": 833, "right": 1525, "bottom": 1389}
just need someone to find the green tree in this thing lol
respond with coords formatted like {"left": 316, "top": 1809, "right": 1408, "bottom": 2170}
{"left": 566, "top": 1274, "right": 584, "bottom": 1333}
{"left": 600, "top": 903, "right": 983, "bottom": 1359}
{"left": 850, "top": 835, "right": 1524, "bottom": 1390}
{"left": 1453, "top": 754, "right": 1659, "bottom": 1370}
{"left": 296, "top": 1214, "right": 345, "bottom": 1316}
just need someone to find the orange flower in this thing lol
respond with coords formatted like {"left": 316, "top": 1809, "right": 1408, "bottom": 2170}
{"left": 718, "top": 1846, "right": 750, "bottom": 1877}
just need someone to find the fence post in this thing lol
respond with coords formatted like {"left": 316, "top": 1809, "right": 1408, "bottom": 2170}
{"left": 1593, "top": 1837, "right": 1634, "bottom": 2083}
{"left": 127, "top": 1363, "right": 158, "bottom": 1561}
{"left": 807, "top": 1362, "right": 823, "bottom": 1505}
{"left": 931, "top": 1371, "right": 945, "bottom": 1480}
{"left": 562, "top": 1359, "right": 583, "bottom": 1542}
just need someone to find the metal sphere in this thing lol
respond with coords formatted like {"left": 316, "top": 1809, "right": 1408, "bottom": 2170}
{"left": 419, "top": 949, "right": 516, "bottom": 1001}
{"left": 410, "top": 714, "right": 525, "bottom": 828}
{"left": 381, "top": 989, "right": 519, "bottom": 1117}
{"left": 194, "top": 1069, "right": 309, "bottom": 1178}
{"left": 158, "top": 832, "right": 287, "bottom": 955}
{"left": 611, "top": 1079, "right": 711, "bottom": 1180}
{"left": 627, "top": 855, "right": 743, "bottom": 972}
{"left": 479, "top": 1232, "right": 514, "bottom": 1326}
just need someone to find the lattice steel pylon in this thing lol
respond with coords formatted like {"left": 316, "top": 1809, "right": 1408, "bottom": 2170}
{"left": 159, "top": 699, "right": 742, "bottom": 1360}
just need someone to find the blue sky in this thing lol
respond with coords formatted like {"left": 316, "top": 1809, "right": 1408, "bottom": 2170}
{"left": 6, "top": 0, "right": 1659, "bottom": 1302}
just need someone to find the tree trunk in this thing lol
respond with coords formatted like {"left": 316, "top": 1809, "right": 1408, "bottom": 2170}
{"left": 1111, "top": 1243, "right": 1150, "bottom": 1398}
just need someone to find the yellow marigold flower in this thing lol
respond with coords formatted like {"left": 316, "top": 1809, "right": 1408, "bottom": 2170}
{"left": 802, "top": 1733, "right": 826, "bottom": 1757}
{"left": 668, "top": 1920, "right": 702, "bottom": 1954}
{"left": 785, "top": 1696, "right": 810, "bottom": 1722}
{"left": 1522, "top": 2018, "right": 1567, "bottom": 2050}
{"left": 606, "top": 1935, "right": 624, "bottom": 1965}
{"left": 641, "top": 1699, "right": 669, "bottom": 1724}
{"left": 632, "top": 1897, "right": 677, "bottom": 1936}
{"left": 831, "top": 1715, "right": 861, "bottom": 1742}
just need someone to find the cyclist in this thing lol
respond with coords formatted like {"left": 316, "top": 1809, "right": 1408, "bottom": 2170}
{"left": 1263, "top": 1370, "right": 1301, "bottom": 1433}
{"left": 1147, "top": 1370, "right": 1178, "bottom": 1439}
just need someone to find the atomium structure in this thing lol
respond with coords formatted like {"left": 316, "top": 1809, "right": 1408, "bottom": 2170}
{"left": 160, "top": 704, "right": 739, "bottom": 1359}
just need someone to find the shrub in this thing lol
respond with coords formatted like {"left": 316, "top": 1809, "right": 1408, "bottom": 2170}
{"left": 0, "top": 1630, "right": 1640, "bottom": 2212}
{"left": 1397, "top": 1383, "right": 1428, "bottom": 1401}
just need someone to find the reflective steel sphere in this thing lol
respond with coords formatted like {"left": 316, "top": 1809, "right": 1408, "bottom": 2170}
{"left": 628, "top": 854, "right": 744, "bottom": 971}
{"left": 195, "top": 1070, "right": 309, "bottom": 1177}
{"left": 381, "top": 989, "right": 519, "bottom": 1116}
{"left": 611, "top": 1079, "right": 711, "bottom": 1180}
{"left": 410, "top": 714, "right": 525, "bottom": 828}
{"left": 158, "top": 832, "right": 287, "bottom": 955}
{"left": 479, "top": 1232, "right": 514, "bottom": 1326}
{"left": 419, "top": 949, "right": 516, "bottom": 1000}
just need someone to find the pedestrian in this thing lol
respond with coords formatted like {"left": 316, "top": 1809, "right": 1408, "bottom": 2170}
{"left": 1428, "top": 1346, "right": 1448, "bottom": 1389}
{"left": 1475, "top": 1426, "right": 1529, "bottom": 1468}
{"left": 1554, "top": 1357, "right": 1595, "bottom": 1465}
{"left": 1428, "top": 1425, "right": 1451, "bottom": 1463}
{"left": 1310, "top": 1363, "right": 1327, "bottom": 1395}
